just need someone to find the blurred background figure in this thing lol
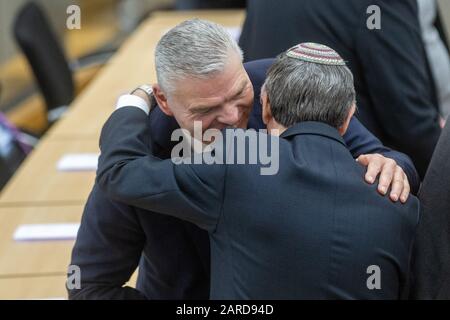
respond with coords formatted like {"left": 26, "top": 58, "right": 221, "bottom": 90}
{"left": 411, "top": 2, "right": 450, "bottom": 300}
{"left": 418, "top": 0, "right": 450, "bottom": 119}
{"left": 239, "top": 0, "right": 444, "bottom": 178}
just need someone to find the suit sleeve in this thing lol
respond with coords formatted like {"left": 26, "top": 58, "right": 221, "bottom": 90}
{"left": 96, "top": 107, "right": 225, "bottom": 232}
{"left": 68, "top": 185, "right": 146, "bottom": 300}
{"left": 355, "top": 0, "right": 441, "bottom": 178}
{"left": 343, "top": 116, "right": 420, "bottom": 194}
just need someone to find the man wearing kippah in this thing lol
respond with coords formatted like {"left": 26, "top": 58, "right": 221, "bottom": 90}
{"left": 239, "top": 0, "right": 442, "bottom": 178}
{"left": 70, "top": 20, "right": 418, "bottom": 299}
{"left": 95, "top": 42, "right": 419, "bottom": 299}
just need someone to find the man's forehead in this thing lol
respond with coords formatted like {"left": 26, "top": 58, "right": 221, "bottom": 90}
{"left": 172, "top": 53, "right": 247, "bottom": 92}
{"left": 173, "top": 71, "right": 250, "bottom": 104}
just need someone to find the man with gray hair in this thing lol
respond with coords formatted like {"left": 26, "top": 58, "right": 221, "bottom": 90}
{"left": 95, "top": 43, "right": 419, "bottom": 299}
{"left": 69, "top": 19, "right": 418, "bottom": 299}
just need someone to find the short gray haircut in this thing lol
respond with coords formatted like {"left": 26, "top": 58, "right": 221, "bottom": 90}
{"left": 155, "top": 19, "right": 243, "bottom": 94}
{"left": 263, "top": 53, "right": 356, "bottom": 129}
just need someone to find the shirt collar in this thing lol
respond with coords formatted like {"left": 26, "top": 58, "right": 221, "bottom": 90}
{"left": 280, "top": 121, "right": 347, "bottom": 147}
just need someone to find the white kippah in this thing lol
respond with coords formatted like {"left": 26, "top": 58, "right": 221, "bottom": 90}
{"left": 286, "top": 42, "right": 346, "bottom": 66}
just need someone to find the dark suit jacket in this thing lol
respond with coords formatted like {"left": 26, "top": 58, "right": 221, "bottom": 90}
{"left": 410, "top": 121, "right": 450, "bottom": 299}
{"left": 239, "top": 0, "right": 441, "bottom": 178}
{"left": 68, "top": 59, "right": 419, "bottom": 299}
{"left": 96, "top": 107, "right": 420, "bottom": 299}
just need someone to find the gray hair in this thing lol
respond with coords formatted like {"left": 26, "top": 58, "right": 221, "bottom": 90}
{"left": 155, "top": 19, "right": 243, "bottom": 94}
{"left": 262, "top": 53, "right": 356, "bottom": 129}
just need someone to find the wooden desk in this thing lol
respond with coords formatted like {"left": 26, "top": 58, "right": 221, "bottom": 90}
{"left": 0, "top": 204, "right": 139, "bottom": 299}
{"left": 0, "top": 275, "right": 69, "bottom": 300}
{"left": 0, "top": 272, "right": 138, "bottom": 300}
{"left": 0, "top": 205, "right": 83, "bottom": 277}
{"left": 47, "top": 10, "right": 245, "bottom": 140}
{"left": 0, "top": 139, "right": 98, "bottom": 206}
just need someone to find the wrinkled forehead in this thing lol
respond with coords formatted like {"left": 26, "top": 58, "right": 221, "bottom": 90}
{"left": 169, "top": 57, "right": 250, "bottom": 104}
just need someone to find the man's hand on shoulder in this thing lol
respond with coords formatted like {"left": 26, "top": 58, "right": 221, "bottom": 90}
{"left": 357, "top": 153, "right": 410, "bottom": 204}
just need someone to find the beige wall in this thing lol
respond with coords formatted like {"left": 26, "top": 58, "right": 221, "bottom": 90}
{"left": 0, "top": 0, "right": 77, "bottom": 64}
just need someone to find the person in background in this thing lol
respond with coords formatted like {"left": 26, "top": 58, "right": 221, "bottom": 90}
{"left": 418, "top": 0, "right": 450, "bottom": 121}
{"left": 410, "top": 121, "right": 450, "bottom": 299}
{"left": 239, "top": 0, "right": 442, "bottom": 178}
{"left": 0, "top": 112, "right": 34, "bottom": 189}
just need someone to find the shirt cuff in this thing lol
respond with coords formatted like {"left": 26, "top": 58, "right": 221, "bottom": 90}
{"left": 116, "top": 94, "right": 150, "bottom": 115}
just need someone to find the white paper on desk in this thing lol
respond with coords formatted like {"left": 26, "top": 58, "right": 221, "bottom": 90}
{"left": 13, "top": 223, "right": 80, "bottom": 241}
{"left": 56, "top": 153, "right": 99, "bottom": 171}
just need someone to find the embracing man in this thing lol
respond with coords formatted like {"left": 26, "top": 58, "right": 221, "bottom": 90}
{"left": 68, "top": 19, "right": 419, "bottom": 299}
{"left": 96, "top": 42, "right": 420, "bottom": 299}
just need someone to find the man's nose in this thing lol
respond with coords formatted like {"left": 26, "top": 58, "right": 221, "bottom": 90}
{"left": 217, "top": 104, "right": 240, "bottom": 126}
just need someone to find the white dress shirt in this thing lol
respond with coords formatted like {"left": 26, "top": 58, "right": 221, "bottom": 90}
{"left": 116, "top": 94, "right": 150, "bottom": 115}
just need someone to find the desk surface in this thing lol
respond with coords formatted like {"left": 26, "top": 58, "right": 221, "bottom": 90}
{"left": 0, "top": 272, "right": 138, "bottom": 300}
{"left": 0, "top": 204, "right": 138, "bottom": 299}
{"left": 0, "top": 139, "right": 98, "bottom": 205}
{"left": 0, "top": 205, "right": 83, "bottom": 277}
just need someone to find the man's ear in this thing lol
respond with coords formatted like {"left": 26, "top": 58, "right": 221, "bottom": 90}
{"left": 261, "top": 90, "right": 272, "bottom": 125}
{"left": 338, "top": 103, "right": 356, "bottom": 136}
{"left": 152, "top": 84, "right": 174, "bottom": 116}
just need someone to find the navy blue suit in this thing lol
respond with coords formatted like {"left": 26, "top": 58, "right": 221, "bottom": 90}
{"left": 68, "top": 59, "right": 419, "bottom": 299}
{"left": 96, "top": 107, "right": 420, "bottom": 299}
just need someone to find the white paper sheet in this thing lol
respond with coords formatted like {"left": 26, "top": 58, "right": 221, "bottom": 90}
{"left": 56, "top": 153, "right": 99, "bottom": 171}
{"left": 13, "top": 223, "right": 80, "bottom": 241}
